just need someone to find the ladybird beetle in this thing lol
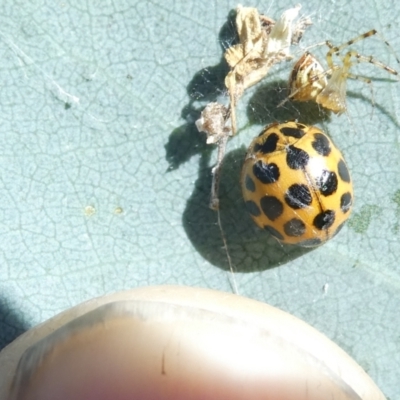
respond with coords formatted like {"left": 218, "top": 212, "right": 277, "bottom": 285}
{"left": 241, "top": 121, "right": 353, "bottom": 247}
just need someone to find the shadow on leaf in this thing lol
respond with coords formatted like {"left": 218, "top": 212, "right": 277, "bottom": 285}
{"left": 182, "top": 148, "right": 313, "bottom": 272}
{"left": 247, "top": 79, "right": 331, "bottom": 126}
{"left": 0, "top": 296, "right": 29, "bottom": 351}
{"left": 165, "top": 10, "right": 237, "bottom": 171}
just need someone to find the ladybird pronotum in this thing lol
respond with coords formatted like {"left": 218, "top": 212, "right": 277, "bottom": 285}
{"left": 241, "top": 121, "right": 353, "bottom": 247}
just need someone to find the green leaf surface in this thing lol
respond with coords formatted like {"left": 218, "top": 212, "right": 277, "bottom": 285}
{"left": 1, "top": 1, "right": 399, "bottom": 398}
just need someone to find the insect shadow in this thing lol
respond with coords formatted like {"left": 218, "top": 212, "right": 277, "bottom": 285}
{"left": 247, "top": 79, "right": 331, "bottom": 126}
{"left": 164, "top": 9, "right": 237, "bottom": 172}
{"left": 345, "top": 86, "right": 400, "bottom": 129}
{"left": 182, "top": 146, "right": 313, "bottom": 273}
{"left": 0, "top": 295, "right": 29, "bottom": 351}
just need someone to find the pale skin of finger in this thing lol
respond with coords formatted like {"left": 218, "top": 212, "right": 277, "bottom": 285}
{"left": 0, "top": 285, "right": 386, "bottom": 400}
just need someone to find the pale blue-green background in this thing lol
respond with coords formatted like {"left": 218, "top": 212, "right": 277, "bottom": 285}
{"left": 0, "top": 1, "right": 399, "bottom": 398}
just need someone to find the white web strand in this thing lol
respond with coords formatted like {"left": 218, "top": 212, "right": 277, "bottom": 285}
{"left": 216, "top": 206, "right": 239, "bottom": 295}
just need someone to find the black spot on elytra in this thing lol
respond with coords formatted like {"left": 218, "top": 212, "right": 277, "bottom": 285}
{"left": 285, "top": 184, "right": 312, "bottom": 209}
{"left": 244, "top": 175, "right": 256, "bottom": 192}
{"left": 313, "top": 210, "right": 335, "bottom": 230}
{"left": 286, "top": 146, "right": 310, "bottom": 169}
{"left": 264, "top": 225, "right": 284, "bottom": 241}
{"left": 338, "top": 159, "right": 351, "bottom": 182}
{"left": 253, "top": 161, "right": 280, "bottom": 184}
{"left": 245, "top": 200, "right": 261, "bottom": 216}
{"left": 254, "top": 133, "right": 279, "bottom": 154}
{"left": 317, "top": 170, "right": 338, "bottom": 196}
{"left": 340, "top": 192, "right": 352, "bottom": 213}
{"left": 284, "top": 218, "right": 306, "bottom": 237}
{"left": 312, "top": 133, "right": 331, "bottom": 156}
{"left": 280, "top": 126, "right": 306, "bottom": 139}
{"left": 260, "top": 196, "right": 284, "bottom": 221}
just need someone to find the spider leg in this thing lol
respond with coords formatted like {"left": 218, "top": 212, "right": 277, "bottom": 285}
{"left": 326, "top": 29, "right": 379, "bottom": 59}
{"left": 326, "top": 29, "right": 400, "bottom": 72}
{"left": 350, "top": 53, "right": 399, "bottom": 77}
{"left": 340, "top": 51, "right": 378, "bottom": 118}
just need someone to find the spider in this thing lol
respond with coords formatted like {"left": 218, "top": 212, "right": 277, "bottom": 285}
{"left": 279, "top": 29, "right": 400, "bottom": 114}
